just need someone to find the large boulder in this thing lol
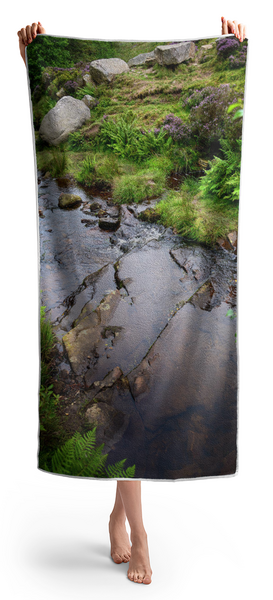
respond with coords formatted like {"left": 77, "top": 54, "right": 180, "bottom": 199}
{"left": 39, "top": 96, "right": 90, "bottom": 146}
{"left": 154, "top": 41, "right": 195, "bottom": 65}
{"left": 128, "top": 51, "right": 156, "bottom": 67}
{"left": 89, "top": 58, "right": 129, "bottom": 84}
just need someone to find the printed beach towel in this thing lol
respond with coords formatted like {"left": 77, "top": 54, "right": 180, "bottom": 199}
{"left": 26, "top": 33, "right": 248, "bottom": 480}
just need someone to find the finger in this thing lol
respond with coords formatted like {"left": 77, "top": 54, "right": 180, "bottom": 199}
{"left": 238, "top": 23, "right": 244, "bottom": 42}
{"left": 20, "top": 27, "right": 27, "bottom": 45}
{"left": 232, "top": 20, "right": 239, "bottom": 38}
{"left": 38, "top": 22, "right": 46, "bottom": 34}
{"left": 31, "top": 22, "right": 38, "bottom": 39}
{"left": 221, "top": 17, "right": 228, "bottom": 35}
{"left": 243, "top": 24, "right": 246, "bottom": 40}
{"left": 226, "top": 20, "right": 235, "bottom": 34}
{"left": 17, "top": 30, "right": 23, "bottom": 43}
{"left": 26, "top": 24, "right": 32, "bottom": 43}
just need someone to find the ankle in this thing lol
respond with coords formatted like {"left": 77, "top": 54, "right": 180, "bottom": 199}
{"left": 109, "top": 511, "right": 126, "bottom": 525}
{"left": 130, "top": 528, "right": 147, "bottom": 544}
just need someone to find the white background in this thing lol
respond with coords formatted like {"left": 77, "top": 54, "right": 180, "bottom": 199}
{"left": 1, "top": 1, "right": 272, "bottom": 598}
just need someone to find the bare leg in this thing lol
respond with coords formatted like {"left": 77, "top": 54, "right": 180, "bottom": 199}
{"left": 108, "top": 483, "right": 131, "bottom": 563}
{"left": 117, "top": 481, "right": 152, "bottom": 584}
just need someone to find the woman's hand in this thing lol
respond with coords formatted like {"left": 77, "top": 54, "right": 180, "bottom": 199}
{"left": 221, "top": 17, "right": 246, "bottom": 42}
{"left": 17, "top": 22, "right": 46, "bottom": 66}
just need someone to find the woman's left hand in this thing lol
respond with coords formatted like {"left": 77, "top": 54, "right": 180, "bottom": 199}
{"left": 221, "top": 17, "right": 246, "bottom": 41}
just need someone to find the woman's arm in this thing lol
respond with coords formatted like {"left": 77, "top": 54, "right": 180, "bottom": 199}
{"left": 221, "top": 16, "right": 246, "bottom": 41}
{"left": 17, "top": 21, "right": 46, "bottom": 66}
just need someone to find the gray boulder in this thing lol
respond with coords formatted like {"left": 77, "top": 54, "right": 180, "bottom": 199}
{"left": 81, "top": 95, "right": 99, "bottom": 109}
{"left": 128, "top": 51, "right": 156, "bottom": 67}
{"left": 154, "top": 41, "right": 195, "bottom": 65}
{"left": 89, "top": 58, "right": 129, "bottom": 84}
{"left": 82, "top": 72, "right": 96, "bottom": 87}
{"left": 39, "top": 96, "right": 90, "bottom": 146}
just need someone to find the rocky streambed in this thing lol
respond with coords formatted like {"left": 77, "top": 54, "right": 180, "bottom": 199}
{"left": 38, "top": 170, "right": 237, "bottom": 480}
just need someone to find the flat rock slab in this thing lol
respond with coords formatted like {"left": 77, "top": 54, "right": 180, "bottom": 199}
{"left": 127, "top": 300, "right": 237, "bottom": 432}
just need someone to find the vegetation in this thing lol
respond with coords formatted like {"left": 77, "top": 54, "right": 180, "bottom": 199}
{"left": 48, "top": 428, "right": 135, "bottom": 477}
{"left": 28, "top": 35, "right": 247, "bottom": 246}
{"left": 39, "top": 303, "right": 136, "bottom": 476}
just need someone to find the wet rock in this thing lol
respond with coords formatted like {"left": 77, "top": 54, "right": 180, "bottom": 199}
{"left": 81, "top": 218, "right": 95, "bottom": 227}
{"left": 57, "top": 361, "right": 71, "bottom": 376}
{"left": 127, "top": 300, "right": 237, "bottom": 431}
{"left": 90, "top": 201, "right": 102, "bottom": 211}
{"left": 99, "top": 216, "right": 120, "bottom": 231}
{"left": 227, "top": 231, "right": 237, "bottom": 251}
{"left": 62, "top": 290, "right": 122, "bottom": 377}
{"left": 39, "top": 96, "right": 90, "bottom": 146}
{"left": 189, "top": 280, "right": 215, "bottom": 311}
{"left": 58, "top": 193, "right": 82, "bottom": 208}
{"left": 138, "top": 207, "right": 161, "bottom": 223}
{"left": 83, "top": 368, "right": 146, "bottom": 471}
{"left": 88, "top": 365, "right": 123, "bottom": 400}
{"left": 85, "top": 402, "right": 129, "bottom": 451}
{"left": 215, "top": 236, "right": 235, "bottom": 251}
{"left": 170, "top": 246, "right": 211, "bottom": 281}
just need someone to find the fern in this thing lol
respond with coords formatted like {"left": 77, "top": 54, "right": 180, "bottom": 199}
{"left": 98, "top": 113, "right": 172, "bottom": 163}
{"left": 48, "top": 428, "right": 136, "bottom": 478}
{"left": 199, "top": 137, "right": 242, "bottom": 206}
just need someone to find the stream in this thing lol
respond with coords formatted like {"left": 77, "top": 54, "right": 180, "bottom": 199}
{"left": 38, "top": 170, "right": 237, "bottom": 479}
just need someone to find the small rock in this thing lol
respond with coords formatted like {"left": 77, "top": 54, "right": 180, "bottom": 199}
{"left": 58, "top": 193, "right": 82, "bottom": 208}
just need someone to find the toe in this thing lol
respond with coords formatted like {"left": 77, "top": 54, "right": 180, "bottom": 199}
{"left": 111, "top": 552, "right": 123, "bottom": 564}
{"left": 143, "top": 574, "right": 152, "bottom": 584}
{"left": 122, "top": 555, "right": 129, "bottom": 563}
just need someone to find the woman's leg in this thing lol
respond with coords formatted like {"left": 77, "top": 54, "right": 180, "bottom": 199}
{"left": 117, "top": 481, "right": 152, "bottom": 584}
{"left": 108, "top": 483, "right": 131, "bottom": 563}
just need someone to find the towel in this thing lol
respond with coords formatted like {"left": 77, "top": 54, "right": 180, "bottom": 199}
{"left": 26, "top": 33, "right": 248, "bottom": 480}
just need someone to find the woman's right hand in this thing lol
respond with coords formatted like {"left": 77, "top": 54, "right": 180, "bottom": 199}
{"left": 17, "top": 22, "right": 46, "bottom": 66}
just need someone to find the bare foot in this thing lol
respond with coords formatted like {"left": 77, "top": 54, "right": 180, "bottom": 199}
{"left": 127, "top": 532, "right": 152, "bottom": 584}
{"left": 108, "top": 515, "right": 131, "bottom": 563}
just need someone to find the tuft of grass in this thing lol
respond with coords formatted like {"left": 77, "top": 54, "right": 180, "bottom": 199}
{"left": 36, "top": 144, "right": 68, "bottom": 177}
{"left": 112, "top": 165, "right": 166, "bottom": 203}
{"left": 75, "top": 151, "right": 122, "bottom": 187}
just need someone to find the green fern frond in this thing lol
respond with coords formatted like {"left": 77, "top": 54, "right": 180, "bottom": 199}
{"left": 48, "top": 428, "right": 136, "bottom": 478}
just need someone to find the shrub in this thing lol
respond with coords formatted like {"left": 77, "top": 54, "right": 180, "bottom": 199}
{"left": 160, "top": 113, "right": 192, "bottom": 144}
{"left": 187, "top": 84, "right": 240, "bottom": 150}
{"left": 228, "top": 46, "right": 247, "bottom": 68}
{"left": 63, "top": 80, "right": 80, "bottom": 96}
{"left": 216, "top": 37, "right": 240, "bottom": 57}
